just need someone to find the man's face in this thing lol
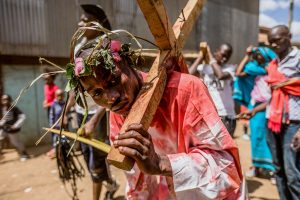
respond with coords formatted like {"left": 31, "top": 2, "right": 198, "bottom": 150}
{"left": 78, "top": 12, "right": 98, "bottom": 39}
{"left": 44, "top": 75, "right": 54, "bottom": 84}
{"left": 1, "top": 95, "right": 10, "bottom": 107}
{"left": 214, "top": 45, "right": 232, "bottom": 65}
{"left": 55, "top": 91, "right": 64, "bottom": 102}
{"left": 252, "top": 52, "right": 265, "bottom": 64}
{"left": 268, "top": 28, "right": 291, "bottom": 55}
{"left": 79, "top": 64, "right": 141, "bottom": 116}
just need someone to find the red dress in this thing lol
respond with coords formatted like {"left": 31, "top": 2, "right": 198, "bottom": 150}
{"left": 110, "top": 71, "right": 244, "bottom": 199}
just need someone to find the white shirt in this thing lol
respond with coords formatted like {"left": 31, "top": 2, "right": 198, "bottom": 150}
{"left": 74, "top": 38, "right": 99, "bottom": 115}
{"left": 197, "top": 64, "right": 236, "bottom": 117}
{"left": 74, "top": 93, "right": 99, "bottom": 115}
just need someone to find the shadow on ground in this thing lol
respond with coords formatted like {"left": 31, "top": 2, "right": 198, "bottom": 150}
{"left": 114, "top": 196, "right": 126, "bottom": 200}
{"left": 249, "top": 196, "right": 279, "bottom": 200}
{"left": 27, "top": 144, "right": 52, "bottom": 157}
{"left": 247, "top": 179, "right": 263, "bottom": 193}
{"left": 0, "top": 144, "right": 52, "bottom": 164}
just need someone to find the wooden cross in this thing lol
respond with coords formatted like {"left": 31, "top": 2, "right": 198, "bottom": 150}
{"left": 107, "top": 0, "right": 205, "bottom": 171}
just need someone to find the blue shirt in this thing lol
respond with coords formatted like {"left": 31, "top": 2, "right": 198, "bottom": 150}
{"left": 49, "top": 100, "right": 65, "bottom": 129}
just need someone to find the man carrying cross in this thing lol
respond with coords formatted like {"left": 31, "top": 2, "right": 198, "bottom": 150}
{"left": 69, "top": 34, "right": 244, "bottom": 200}
{"left": 63, "top": 0, "right": 244, "bottom": 199}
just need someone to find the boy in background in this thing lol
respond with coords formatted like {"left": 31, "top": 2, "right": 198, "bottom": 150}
{"left": 48, "top": 89, "right": 65, "bottom": 158}
{"left": 0, "top": 94, "right": 29, "bottom": 161}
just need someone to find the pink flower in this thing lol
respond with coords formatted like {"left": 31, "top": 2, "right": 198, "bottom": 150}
{"left": 75, "top": 58, "right": 84, "bottom": 76}
{"left": 112, "top": 52, "right": 121, "bottom": 62}
{"left": 110, "top": 40, "right": 122, "bottom": 63}
{"left": 110, "top": 40, "right": 121, "bottom": 52}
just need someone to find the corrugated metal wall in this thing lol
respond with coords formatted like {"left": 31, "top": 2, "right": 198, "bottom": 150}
{"left": 0, "top": 0, "right": 259, "bottom": 63}
{"left": 0, "top": 0, "right": 259, "bottom": 146}
{"left": 0, "top": 0, "right": 78, "bottom": 57}
{"left": 197, "top": 0, "right": 259, "bottom": 63}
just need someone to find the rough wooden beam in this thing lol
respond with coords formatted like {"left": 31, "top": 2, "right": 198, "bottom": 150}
{"left": 141, "top": 49, "right": 201, "bottom": 59}
{"left": 107, "top": 51, "right": 169, "bottom": 170}
{"left": 136, "top": 0, "right": 176, "bottom": 50}
{"left": 173, "top": 0, "right": 205, "bottom": 50}
{"left": 107, "top": 0, "right": 205, "bottom": 171}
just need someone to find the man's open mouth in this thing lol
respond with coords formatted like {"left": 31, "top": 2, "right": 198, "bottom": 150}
{"left": 111, "top": 98, "right": 128, "bottom": 112}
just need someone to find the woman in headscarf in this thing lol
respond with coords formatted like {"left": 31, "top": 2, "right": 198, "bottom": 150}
{"left": 234, "top": 46, "right": 277, "bottom": 181}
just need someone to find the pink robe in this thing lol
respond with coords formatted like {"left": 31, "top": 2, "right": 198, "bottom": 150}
{"left": 110, "top": 71, "right": 243, "bottom": 199}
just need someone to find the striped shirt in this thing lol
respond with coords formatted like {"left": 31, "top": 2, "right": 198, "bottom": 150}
{"left": 278, "top": 47, "right": 300, "bottom": 121}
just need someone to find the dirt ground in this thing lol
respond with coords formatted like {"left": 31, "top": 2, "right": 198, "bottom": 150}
{"left": 0, "top": 121, "right": 279, "bottom": 200}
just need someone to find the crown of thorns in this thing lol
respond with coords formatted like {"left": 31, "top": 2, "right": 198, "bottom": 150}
{"left": 65, "top": 22, "right": 144, "bottom": 92}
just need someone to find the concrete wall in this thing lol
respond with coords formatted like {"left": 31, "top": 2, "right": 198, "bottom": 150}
{"left": 0, "top": 0, "right": 78, "bottom": 57}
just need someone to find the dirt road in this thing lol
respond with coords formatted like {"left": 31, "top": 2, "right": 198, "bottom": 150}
{"left": 0, "top": 122, "right": 279, "bottom": 200}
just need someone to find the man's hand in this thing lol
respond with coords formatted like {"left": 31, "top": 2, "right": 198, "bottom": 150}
{"left": 43, "top": 100, "right": 51, "bottom": 109}
{"left": 246, "top": 45, "right": 254, "bottom": 55}
{"left": 78, "top": 119, "right": 96, "bottom": 138}
{"left": 78, "top": 107, "right": 106, "bottom": 138}
{"left": 113, "top": 123, "right": 172, "bottom": 176}
{"left": 272, "top": 77, "right": 300, "bottom": 90}
{"left": 236, "top": 110, "right": 255, "bottom": 119}
{"left": 207, "top": 45, "right": 215, "bottom": 61}
{"left": 291, "top": 130, "right": 300, "bottom": 152}
{"left": 271, "top": 81, "right": 286, "bottom": 90}
{"left": 62, "top": 115, "right": 69, "bottom": 130}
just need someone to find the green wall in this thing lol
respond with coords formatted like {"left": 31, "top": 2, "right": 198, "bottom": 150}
{"left": 2, "top": 65, "right": 67, "bottom": 146}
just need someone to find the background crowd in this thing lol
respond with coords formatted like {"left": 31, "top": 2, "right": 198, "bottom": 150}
{"left": 0, "top": 3, "right": 300, "bottom": 200}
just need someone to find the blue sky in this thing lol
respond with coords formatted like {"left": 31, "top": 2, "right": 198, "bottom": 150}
{"left": 260, "top": 0, "right": 300, "bottom": 42}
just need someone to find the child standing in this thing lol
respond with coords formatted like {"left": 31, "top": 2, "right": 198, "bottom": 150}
{"left": 0, "top": 94, "right": 29, "bottom": 161}
{"left": 48, "top": 89, "right": 65, "bottom": 158}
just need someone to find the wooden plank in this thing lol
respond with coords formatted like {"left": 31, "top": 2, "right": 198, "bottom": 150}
{"left": 107, "top": 0, "right": 204, "bottom": 171}
{"left": 199, "top": 42, "right": 209, "bottom": 64}
{"left": 107, "top": 51, "right": 169, "bottom": 170}
{"left": 173, "top": 0, "right": 205, "bottom": 50}
{"left": 141, "top": 49, "right": 202, "bottom": 59}
{"left": 136, "top": 0, "right": 176, "bottom": 50}
{"left": 138, "top": 0, "right": 204, "bottom": 73}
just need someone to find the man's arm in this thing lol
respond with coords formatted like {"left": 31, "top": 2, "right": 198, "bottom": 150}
{"left": 11, "top": 109, "right": 26, "bottom": 130}
{"left": 188, "top": 52, "right": 204, "bottom": 76}
{"left": 113, "top": 80, "right": 242, "bottom": 199}
{"left": 239, "top": 102, "right": 268, "bottom": 119}
{"left": 272, "top": 77, "right": 300, "bottom": 89}
{"left": 113, "top": 123, "right": 172, "bottom": 176}
{"left": 81, "top": 106, "right": 106, "bottom": 137}
{"left": 235, "top": 55, "right": 250, "bottom": 77}
{"left": 168, "top": 83, "right": 242, "bottom": 199}
{"left": 0, "top": 118, "right": 5, "bottom": 127}
{"left": 210, "top": 62, "right": 232, "bottom": 80}
{"left": 236, "top": 45, "right": 254, "bottom": 77}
